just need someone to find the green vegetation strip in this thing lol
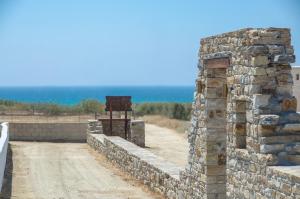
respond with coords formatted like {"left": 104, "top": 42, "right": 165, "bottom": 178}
{"left": 0, "top": 99, "right": 192, "bottom": 120}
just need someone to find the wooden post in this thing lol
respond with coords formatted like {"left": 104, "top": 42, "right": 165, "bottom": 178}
{"left": 125, "top": 103, "right": 128, "bottom": 139}
{"left": 110, "top": 102, "right": 112, "bottom": 136}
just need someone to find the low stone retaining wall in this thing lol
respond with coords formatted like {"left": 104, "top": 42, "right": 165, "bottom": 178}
{"left": 267, "top": 166, "right": 300, "bottom": 198}
{"left": 88, "top": 119, "right": 145, "bottom": 147}
{"left": 9, "top": 122, "right": 87, "bottom": 142}
{"left": 87, "top": 133, "right": 183, "bottom": 198}
{"left": 88, "top": 132, "right": 300, "bottom": 199}
{"left": 0, "top": 123, "right": 9, "bottom": 191}
{"left": 99, "top": 119, "right": 130, "bottom": 138}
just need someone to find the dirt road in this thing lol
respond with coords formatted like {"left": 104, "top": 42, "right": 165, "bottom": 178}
{"left": 0, "top": 142, "right": 157, "bottom": 199}
{"left": 145, "top": 124, "right": 188, "bottom": 167}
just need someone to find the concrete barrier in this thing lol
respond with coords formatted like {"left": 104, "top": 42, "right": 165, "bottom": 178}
{"left": 0, "top": 122, "right": 9, "bottom": 191}
{"left": 9, "top": 122, "right": 87, "bottom": 142}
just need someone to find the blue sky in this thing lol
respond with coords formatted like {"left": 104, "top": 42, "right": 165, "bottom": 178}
{"left": 0, "top": 0, "right": 299, "bottom": 86}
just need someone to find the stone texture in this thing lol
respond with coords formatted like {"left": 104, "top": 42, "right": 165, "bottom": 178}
{"left": 87, "top": 28, "right": 299, "bottom": 199}
{"left": 129, "top": 120, "right": 145, "bottom": 147}
{"left": 87, "top": 119, "right": 145, "bottom": 147}
{"left": 259, "top": 115, "right": 280, "bottom": 126}
{"left": 98, "top": 119, "right": 130, "bottom": 138}
{"left": 87, "top": 133, "right": 183, "bottom": 198}
{"left": 186, "top": 27, "right": 299, "bottom": 199}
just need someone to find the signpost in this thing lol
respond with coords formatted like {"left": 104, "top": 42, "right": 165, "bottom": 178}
{"left": 105, "top": 96, "right": 132, "bottom": 138}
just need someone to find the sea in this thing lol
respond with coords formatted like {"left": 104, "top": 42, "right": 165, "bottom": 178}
{"left": 0, "top": 86, "right": 195, "bottom": 105}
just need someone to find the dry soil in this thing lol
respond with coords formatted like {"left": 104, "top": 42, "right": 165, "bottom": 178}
{"left": 0, "top": 142, "right": 159, "bottom": 199}
{"left": 145, "top": 124, "right": 188, "bottom": 167}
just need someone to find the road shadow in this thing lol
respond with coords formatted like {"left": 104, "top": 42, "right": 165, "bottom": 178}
{"left": 0, "top": 144, "right": 13, "bottom": 199}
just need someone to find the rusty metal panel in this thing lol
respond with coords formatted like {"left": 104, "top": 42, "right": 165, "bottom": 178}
{"left": 105, "top": 96, "right": 132, "bottom": 111}
{"left": 204, "top": 58, "right": 230, "bottom": 69}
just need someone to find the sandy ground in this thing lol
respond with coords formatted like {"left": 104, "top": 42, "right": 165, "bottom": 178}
{"left": 141, "top": 115, "right": 190, "bottom": 135}
{"left": 0, "top": 142, "right": 159, "bottom": 199}
{"left": 145, "top": 124, "right": 189, "bottom": 167}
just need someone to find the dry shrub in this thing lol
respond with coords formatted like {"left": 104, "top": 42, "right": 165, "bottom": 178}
{"left": 140, "top": 115, "right": 190, "bottom": 134}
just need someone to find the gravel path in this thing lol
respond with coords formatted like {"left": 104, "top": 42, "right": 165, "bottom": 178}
{"left": 0, "top": 142, "right": 157, "bottom": 199}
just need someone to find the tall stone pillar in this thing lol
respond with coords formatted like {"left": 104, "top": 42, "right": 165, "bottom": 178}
{"left": 181, "top": 28, "right": 297, "bottom": 199}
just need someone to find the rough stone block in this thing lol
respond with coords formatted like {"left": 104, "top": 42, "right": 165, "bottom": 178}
{"left": 250, "top": 67, "right": 267, "bottom": 76}
{"left": 235, "top": 136, "right": 246, "bottom": 149}
{"left": 279, "top": 112, "right": 300, "bottom": 124}
{"left": 257, "top": 125, "right": 276, "bottom": 136}
{"left": 227, "top": 76, "right": 234, "bottom": 85}
{"left": 247, "top": 45, "right": 269, "bottom": 56}
{"left": 206, "top": 184, "right": 226, "bottom": 194}
{"left": 206, "top": 99, "right": 227, "bottom": 110}
{"left": 235, "top": 100, "right": 247, "bottom": 113}
{"left": 260, "top": 136, "right": 300, "bottom": 145}
{"left": 287, "top": 155, "right": 300, "bottom": 165}
{"left": 206, "top": 165, "right": 226, "bottom": 175}
{"left": 271, "top": 54, "right": 295, "bottom": 64}
{"left": 285, "top": 142, "right": 300, "bottom": 154}
{"left": 281, "top": 97, "right": 297, "bottom": 112}
{"left": 244, "top": 85, "right": 261, "bottom": 95}
{"left": 282, "top": 124, "right": 300, "bottom": 134}
{"left": 260, "top": 144, "right": 285, "bottom": 154}
{"left": 234, "top": 123, "right": 246, "bottom": 136}
{"left": 276, "top": 85, "right": 293, "bottom": 96}
{"left": 235, "top": 113, "right": 246, "bottom": 123}
{"left": 207, "top": 86, "right": 227, "bottom": 98}
{"left": 204, "top": 58, "right": 230, "bottom": 69}
{"left": 259, "top": 115, "right": 279, "bottom": 126}
{"left": 207, "top": 78, "right": 226, "bottom": 88}
{"left": 253, "top": 94, "right": 271, "bottom": 108}
{"left": 251, "top": 56, "right": 269, "bottom": 67}
{"left": 267, "top": 45, "right": 285, "bottom": 55}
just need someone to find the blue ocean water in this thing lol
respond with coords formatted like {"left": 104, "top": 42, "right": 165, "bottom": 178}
{"left": 0, "top": 86, "right": 194, "bottom": 105}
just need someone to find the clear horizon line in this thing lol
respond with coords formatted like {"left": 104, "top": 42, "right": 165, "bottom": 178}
{"left": 0, "top": 84, "right": 195, "bottom": 87}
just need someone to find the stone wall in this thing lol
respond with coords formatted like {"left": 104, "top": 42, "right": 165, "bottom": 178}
{"left": 98, "top": 119, "right": 130, "bottom": 138}
{"left": 88, "top": 119, "right": 145, "bottom": 147}
{"left": 266, "top": 166, "right": 300, "bottom": 198}
{"left": 87, "top": 133, "right": 183, "bottom": 198}
{"left": 87, "top": 28, "right": 299, "bottom": 199}
{"left": 129, "top": 120, "right": 145, "bottom": 147}
{"left": 87, "top": 120, "right": 103, "bottom": 134}
{"left": 9, "top": 122, "right": 87, "bottom": 142}
{"left": 183, "top": 28, "right": 300, "bottom": 199}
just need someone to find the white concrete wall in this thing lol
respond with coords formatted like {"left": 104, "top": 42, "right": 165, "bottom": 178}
{"left": 0, "top": 122, "right": 9, "bottom": 192}
{"left": 9, "top": 122, "right": 87, "bottom": 142}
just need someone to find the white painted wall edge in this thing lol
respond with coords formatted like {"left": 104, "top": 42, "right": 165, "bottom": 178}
{"left": 0, "top": 122, "right": 9, "bottom": 192}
